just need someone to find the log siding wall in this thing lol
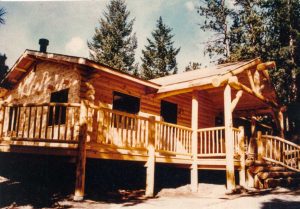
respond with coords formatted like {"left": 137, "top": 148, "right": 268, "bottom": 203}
{"left": 5, "top": 62, "right": 81, "bottom": 104}
{"left": 4, "top": 61, "right": 218, "bottom": 130}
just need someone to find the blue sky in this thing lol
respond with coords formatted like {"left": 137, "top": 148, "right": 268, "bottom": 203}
{"left": 0, "top": 0, "right": 215, "bottom": 72}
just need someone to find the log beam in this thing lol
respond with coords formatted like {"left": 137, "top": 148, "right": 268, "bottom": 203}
{"left": 228, "top": 77, "right": 279, "bottom": 108}
{"left": 231, "top": 90, "right": 243, "bottom": 112}
{"left": 191, "top": 90, "right": 199, "bottom": 192}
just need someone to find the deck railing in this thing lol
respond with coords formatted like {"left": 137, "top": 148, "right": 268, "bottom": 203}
{"left": 90, "top": 106, "right": 149, "bottom": 150}
{"left": 0, "top": 102, "right": 244, "bottom": 160}
{"left": 155, "top": 121, "right": 192, "bottom": 155}
{"left": 260, "top": 135, "right": 300, "bottom": 172}
{"left": 197, "top": 126, "right": 241, "bottom": 157}
{"left": 197, "top": 127, "right": 225, "bottom": 157}
{"left": 87, "top": 103, "right": 193, "bottom": 155}
{"left": 0, "top": 103, "right": 80, "bottom": 143}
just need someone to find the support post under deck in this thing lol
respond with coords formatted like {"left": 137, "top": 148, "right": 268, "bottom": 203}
{"left": 191, "top": 90, "right": 199, "bottom": 192}
{"left": 224, "top": 84, "right": 236, "bottom": 191}
{"left": 74, "top": 100, "right": 88, "bottom": 201}
{"left": 145, "top": 116, "right": 156, "bottom": 197}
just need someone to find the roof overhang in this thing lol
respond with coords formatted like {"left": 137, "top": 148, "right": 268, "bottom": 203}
{"left": 1, "top": 50, "right": 161, "bottom": 91}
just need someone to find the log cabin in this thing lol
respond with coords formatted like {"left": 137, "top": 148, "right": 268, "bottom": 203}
{"left": 0, "top": 40, "right": 299, "bottom": 200}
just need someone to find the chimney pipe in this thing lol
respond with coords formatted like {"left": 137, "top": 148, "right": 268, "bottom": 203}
{"left": 39, "top": 38, "right": 49, "bottom": 53}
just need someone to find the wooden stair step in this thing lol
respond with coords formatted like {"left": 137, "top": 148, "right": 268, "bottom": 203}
{"left": 264, "top": 177, "right": 300, "bottom": 188}
{"left": 257, "top": 171, "right": 300, "bottom": 180}
{"left": 248, "top": 166, "right": 286, "bottom": 174}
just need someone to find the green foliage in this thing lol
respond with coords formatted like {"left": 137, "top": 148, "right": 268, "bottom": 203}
{"left": 0, "top": 8, "right": 5, "bottom": 25}
{"left": 141, "top": 17, "right": 180, "bottom": 80}
{"left": 87, "top": 0, "right": 137, "bottom": 73}
{"left": 198, "top": 0, "right": 300, "bottom": 105}
{"left": 197, "top": 0, "right": 232, "bottom": 63}
{"left": 0, "top": 54, "right": 8, "bottom": 81}
{"left": 229, "top": 0, "right": 265, "bottom": 61}
{"left": 262, "top": 0, "right": 300, "bottom": 104}
{"left": 184, "top": 62, "right": 201, "bottom": 72}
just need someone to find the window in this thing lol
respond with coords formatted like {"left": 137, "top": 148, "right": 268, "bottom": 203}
{"left": 161, "top": 100, "right": 178, "bottom": 124}
{"left": 48, "top": 89, "right": 68, "bottom": 126}
{"left": 113, "top": 91, "right": 140, "bottom": 114}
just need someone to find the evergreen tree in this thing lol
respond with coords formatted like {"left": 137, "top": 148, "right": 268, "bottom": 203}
{"left": 229, "top": 0, "right": 265, "bottom": 61}
{"left": 0, "top": 54, "right": 8, "bottom": 81}
{"left": 262, "top": 0, "right": 300, "bottom": 104}
{"left": 184, "top": 62, "right": 201, "bottom": 72}
{"left": 0, "top": 8, "right": 5, "bottom": 25}
{"left": 141, "top": 17, "right": 180, "bottom": 80}
{"left": 197, "top": 0, "right": 232, "bottom": 63}
{"left": 0, "top": 8, "right": 8, "bottom": 82}
{"left": 87, "top": 0, "right": 137, "bottom": 73}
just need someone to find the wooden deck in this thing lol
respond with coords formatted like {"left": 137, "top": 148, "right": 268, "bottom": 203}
{"left": 0, "top": 101, "right": 248, "bottom": 200}
{"left": 0, "top": 102, "right": 244, "bottom": 169}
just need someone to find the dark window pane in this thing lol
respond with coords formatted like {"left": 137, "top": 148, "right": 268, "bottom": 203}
{"left": 49, "top": 89, "right": 68, "bottom": 126}
{"left": 161, "top": 100, "right": 177, "bottom": 124}
{"left": 113, "top": 91, "right": 140, "bottom": 114}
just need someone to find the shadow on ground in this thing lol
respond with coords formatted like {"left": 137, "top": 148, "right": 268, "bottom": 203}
{"left": 0, "top": 153, "right": 229, "bottom": 208}
{"left": 261, "top": 198, "right": 300, "bottom": 209}
{"left": 1, "top": 153, "right": 299, "bottom": 209}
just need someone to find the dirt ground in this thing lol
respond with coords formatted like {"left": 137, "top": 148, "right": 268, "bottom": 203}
{"left": 0, "top": 153, "right": 299, "bottom": 209}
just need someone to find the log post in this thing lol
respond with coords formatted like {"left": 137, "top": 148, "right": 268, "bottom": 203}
{"left": 238, "top": 126, "right": 246, "bottom": 187}
{"left": 224, "top": 84, "right": 236, "bottom": 191}
{"left": 278, "top": 109, "right": 285, "bottom": 138}
{"left": 191, "top": 90, "right": 199, "bottom": 192}
{"left": 0, "top": 101, "right": 4, "bottom": 138}
{"left": 257, "top": 131, "right": 264, "bottom": 161}
{"left": 74, "top": 100, "right": 88, "bottom": 201}
{"left": 145, "top": 116, "right": 156, "bottom": 197}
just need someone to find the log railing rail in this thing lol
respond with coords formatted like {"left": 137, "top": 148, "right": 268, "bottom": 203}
{"left": 260, "top": 134, "right": 300, "bottom": 172}
{"left": 0, "top": 102, "right": 81, "bottom": 143}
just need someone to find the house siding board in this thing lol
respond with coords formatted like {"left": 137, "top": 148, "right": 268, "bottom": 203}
{"left": 5, "top": 62, "right": 81, "bottom": 104}
{"left": 198, "top": 91, "right": 218, "bottom": 128}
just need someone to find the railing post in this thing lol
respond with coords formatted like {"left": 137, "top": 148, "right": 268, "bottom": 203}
{"left": 224, "top": 84, "right": 236, "bottom": 191}
{"left": 0, "top": 102, "right": 4, "bottom": 138}
{"left": 257, "top": 131, "right": 264, "bottom": 161}
{"left": 238, "top": 126, "right": 246, "bottom": 187}
{"left": 145, "top": 116, "right": 156, "bottom": 197}
{"left": 74, "top": 100, "right": 88, "bottom": 201}
{"left": 191, "top": 90, "right": 199, "bottom": 192}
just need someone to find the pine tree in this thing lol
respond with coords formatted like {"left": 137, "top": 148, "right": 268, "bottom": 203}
{"left": 184, "top": 62, "right": 201, "bottom": 72}
{"left": 262, "top": 0, "right": 300, "bottom": 104}
{"left": 141, "top": 17, "right": 180, "bottom": 80}
{"left": 229, "top": 0, "right": 265, "bottom": 61}
{"left": 0, "top": 54, "right": 8, "bottom": 81}
{"left": 197, "top": 0, "right": 232, "bottom": 63}
{"left": 87, "top": 0, "right": 137, "bottom": 73}
{"left": 0, "top": 8, "right": 6, "bottom": 25}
